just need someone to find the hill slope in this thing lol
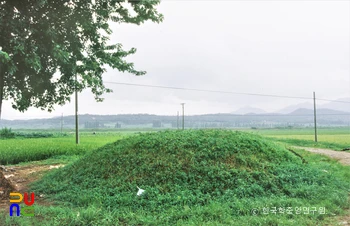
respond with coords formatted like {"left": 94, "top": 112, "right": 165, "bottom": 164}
{"left": 31, "top": 130, "right": 350, "bottom": 225}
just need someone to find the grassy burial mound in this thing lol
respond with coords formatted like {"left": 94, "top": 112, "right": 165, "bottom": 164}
{"left": 32, "top": 130, "right": 350, "bottom": 224}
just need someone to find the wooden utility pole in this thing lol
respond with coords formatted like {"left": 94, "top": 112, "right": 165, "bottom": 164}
{"left": 177, "top": 111, "right": 179, "bottom": 129}
{"left": 313, "top": 92, "right": 318, "bottom": 142}
{"left": 61, "top": 113, "right": 63, "bottom": 133}
{"left": 75, "top": 74, "right": 79, "bottom": 144}
{"left": 181, "top": 103, "right": 185, "bottom": 130}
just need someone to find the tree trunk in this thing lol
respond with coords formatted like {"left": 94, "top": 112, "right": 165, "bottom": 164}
{"left": 0, "top": 63, "right": 4, "bottom": 120}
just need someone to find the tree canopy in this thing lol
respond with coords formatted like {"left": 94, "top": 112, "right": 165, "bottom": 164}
{"left": 0, "top": 0, "right": 163, "bottom": 118}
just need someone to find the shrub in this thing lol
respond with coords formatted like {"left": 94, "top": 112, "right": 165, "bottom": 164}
{"left": 0, "top": 127, "right": 15, "bottom": 139}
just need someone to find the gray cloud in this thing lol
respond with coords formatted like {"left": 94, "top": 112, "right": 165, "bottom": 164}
{"left": 2, "top": 1, "right": 349, "bottom": 119}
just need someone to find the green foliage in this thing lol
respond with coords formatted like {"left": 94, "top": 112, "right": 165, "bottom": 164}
{"left": 0, "top": 129, "right": 70, "bottom": 139}
{"left": 0, "top": 0, "right": 163, "bottom": 115}
{"left": 0, "top": 50, "right": 10, "bottom": 63}
{"left": 0, "top": 127, "right": 15, "bottom": 138}
{"left": 14, "top": 132, "right": 56, "bottom": 138}
{"left": 27, "top": 130, "right": 350, "bottom": 225}
{"left": 15, "top": 131, "right": 71, "bottom": 139}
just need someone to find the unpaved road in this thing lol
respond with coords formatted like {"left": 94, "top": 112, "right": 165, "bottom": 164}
{"left": 294, "top": 146, "right": 350, "bottom": 166}
{"left": 0, "top": 164, "right": 64, "bottom": 209}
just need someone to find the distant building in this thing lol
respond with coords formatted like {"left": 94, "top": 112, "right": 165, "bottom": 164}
{"left": 152, "top": 120, "right": 162, "bottom": 128}
{"left": 84, "top": 121, "right": 104, "bottom": 129}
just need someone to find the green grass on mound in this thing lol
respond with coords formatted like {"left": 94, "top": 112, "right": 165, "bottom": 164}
{"left": 28, "top": 130, "right": 349, "bottom": 225}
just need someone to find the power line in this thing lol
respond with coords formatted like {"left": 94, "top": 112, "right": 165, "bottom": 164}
{"left": 316, "top": 98, "right": 350, "bottom": 104}
{"left": 104, "top": 81, "right": 350, "bottom": 104}
{"left": 104, "top": 81, "right": 310, "bottom": 100}
{"left": 182, "top": 114, "right": 350, "bottom": 117}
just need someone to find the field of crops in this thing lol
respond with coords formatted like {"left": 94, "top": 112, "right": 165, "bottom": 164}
{"left": 252, "top": 127, "right": 350, "bottom": 135}
{"left": 246, "top": 128, "right": 350, "bottom": 151}
{"left": 0, "top": 133, "right": 127, "bottom": 165}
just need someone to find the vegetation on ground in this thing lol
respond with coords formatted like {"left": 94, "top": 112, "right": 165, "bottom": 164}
{"left": 0, "top": 127, "right": 70, "bottom": 139}
{"left": 250, "top": 127, "right": 350, "bottom": 151}
{"left": 0, "top": 134, "right": 126, "bottom": 165}
{"left": 0, "top": 127, "right": 15, "bottom": 139}
{"left": 251, "top": 127, "right": 350, "bottom": 136}
{"left": 268, "top": 137, "right": 350, "bottom": 151}
{"left": 2, "top": 129, "right": 345, "bottom": 225}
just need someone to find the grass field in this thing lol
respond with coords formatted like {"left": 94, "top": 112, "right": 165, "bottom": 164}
{"left": 0, "top": 133, "right": 127, "bottom": 165}
{"left": 1, "top": 127, "right": 349, "bottom": 165}
{"left": 250, "top": 128, "right": 350, "bottom": 150}
{"left": 0, "top": 128, "right": 349, "bottom": 225}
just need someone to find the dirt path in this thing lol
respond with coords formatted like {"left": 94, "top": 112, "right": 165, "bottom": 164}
{"left": 293, "top": 146, "right": 350, "bottom": 166}
{"left": 294, "top": 146, "right": 350, "bottom": 226}
{"left": 0, "top": 164, "right": 64, "bottom": 210}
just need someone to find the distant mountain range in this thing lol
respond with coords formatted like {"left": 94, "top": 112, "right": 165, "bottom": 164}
{"left": 320, "top": 98, "right": 350, "bottom": 113}
{"left": 0, "top": 98, "right": 349, "bottom": 129}
{"left": 1, "top": 108, "right": 349, "bottom": 130}
{"left": 231, "top": 106, "right": 267, "bottom": 115}
{"left": 276, "top": 102, "right": 313, "bottom": 114}
{"left": 232, "top": 98, "right": 350, "bottom": 115}
{"left": 288, "top": 108, "right": 349, "bottom": 116}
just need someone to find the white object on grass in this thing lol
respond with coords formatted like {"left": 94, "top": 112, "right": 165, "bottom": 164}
{"left": 137, "top": 186, "right": 145, "bottom": 196}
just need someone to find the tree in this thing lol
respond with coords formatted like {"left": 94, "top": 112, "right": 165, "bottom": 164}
{"left": 0, "top": 0, "right": 163, "bottom": 119}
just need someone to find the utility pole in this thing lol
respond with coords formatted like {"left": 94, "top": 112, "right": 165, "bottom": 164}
{"left": 181, "top": 103, "right": 185, "bottom": 130}
{"left": 75, "top": 74, "right": 79, "bottom": 144}
{"left": 313, "top": 91, "right": 318, "bottom": 142}
{"left": 61, "top": 113, "right": 63, "bottom": 133}
{"left": 177, "top": 111, "right": 179, "bottom": 129}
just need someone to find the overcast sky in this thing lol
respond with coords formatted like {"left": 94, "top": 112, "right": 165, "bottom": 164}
{"left": 2, "top": 0, "right": 350, "bottom": 119}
